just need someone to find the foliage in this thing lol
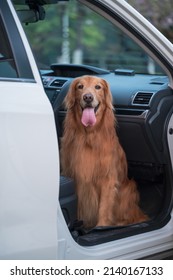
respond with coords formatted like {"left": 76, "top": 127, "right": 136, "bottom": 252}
{"left": 127, "top": 0, "right": 173, "bottom": 42}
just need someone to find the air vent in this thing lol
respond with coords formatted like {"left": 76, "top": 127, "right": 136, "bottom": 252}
{"left": 132, "top": 91, "right": 154, "bottom": 106}
{"left": 50, "top": 79, "right": 67, "bottom": 88}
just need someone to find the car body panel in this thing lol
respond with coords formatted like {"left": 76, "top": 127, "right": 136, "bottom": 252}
{"left": 57, "top": 216, "right": 173, "bottom": 259}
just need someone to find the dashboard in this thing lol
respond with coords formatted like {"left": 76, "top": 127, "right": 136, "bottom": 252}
{"left": 41, "top": 64, "right": 173, "bottom": 166}
{"left": 42, "top": 64, "right": 169, "bottom": 109}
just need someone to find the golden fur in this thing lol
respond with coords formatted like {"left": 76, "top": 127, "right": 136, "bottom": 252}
{"left": 60, "top": 75, "right": 148, "bottom": 228}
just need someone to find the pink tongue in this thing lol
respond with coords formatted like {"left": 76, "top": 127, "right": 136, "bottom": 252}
{"left": 81, "top": 107, "right": 96, "bottom": 127}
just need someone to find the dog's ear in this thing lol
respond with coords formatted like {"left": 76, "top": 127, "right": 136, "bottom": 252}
{"left": 64, "top": 78, "right": 78, "bottom": 109}
{"left": 103, "top": 79, "right": 114, "bottom": 110}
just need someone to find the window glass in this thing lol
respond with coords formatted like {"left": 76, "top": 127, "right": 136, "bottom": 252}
{"left": 19, "top": 1, "right": 164, "bottom": 75}
{"left": 0, "top": 18, "right": 18, "bottom": 78}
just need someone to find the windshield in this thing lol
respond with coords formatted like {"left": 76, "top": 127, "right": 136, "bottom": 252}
{"left": 15, "top": 1, "right": 165, "bottom": 75}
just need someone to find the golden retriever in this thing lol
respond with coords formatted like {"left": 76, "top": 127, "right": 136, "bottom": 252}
{"left": 60, "top": 75, "right": 148, "bottom": 228}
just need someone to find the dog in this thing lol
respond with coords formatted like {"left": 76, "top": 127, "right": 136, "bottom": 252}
{"left": 60, "top": 75, "right": 148, "bottom": 228}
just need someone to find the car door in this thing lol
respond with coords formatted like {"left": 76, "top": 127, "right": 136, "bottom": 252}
{"left": 0, "top": 0, "right": 59, "bottom": 259}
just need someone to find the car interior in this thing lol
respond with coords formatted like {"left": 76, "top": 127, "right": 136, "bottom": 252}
{"left": 44, "top": 64, "right": 173, "bottom": 245}
{"left": 13, "top": 0, "right": 173, "bottom": 246}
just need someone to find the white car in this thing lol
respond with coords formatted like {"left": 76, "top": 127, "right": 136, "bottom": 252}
{"left": 0, "top": 0, "right": 173, "bottom": 260}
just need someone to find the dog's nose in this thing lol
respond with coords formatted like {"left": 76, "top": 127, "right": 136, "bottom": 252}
{"left": 83, "top": 93, "right": 94, "bottom": 104}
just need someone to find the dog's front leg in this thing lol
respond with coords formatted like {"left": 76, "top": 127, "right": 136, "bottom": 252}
{"left": 96, "top": 181, "right": 118, "bottom": 227}
{"left": 77, "top": 182, "right": 99, "bottom": 229}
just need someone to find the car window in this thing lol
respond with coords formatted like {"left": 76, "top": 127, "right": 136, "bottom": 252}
{"left": 0, "top": 17, "right": 18, "bottom": 79}
{"left": 14, "top": 1, "right": 165, "bottom": 76}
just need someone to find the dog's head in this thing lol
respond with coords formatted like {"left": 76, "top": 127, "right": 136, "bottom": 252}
{"left": 64, "top": 75, "right": 113, "bottom": 127}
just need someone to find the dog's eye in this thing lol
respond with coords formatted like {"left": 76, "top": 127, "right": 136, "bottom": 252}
{"left": 78, "top": 84, "right": 84, "bottom": 89}
{"left": 95, "top": 85, "right": 101, "bottom": 90}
